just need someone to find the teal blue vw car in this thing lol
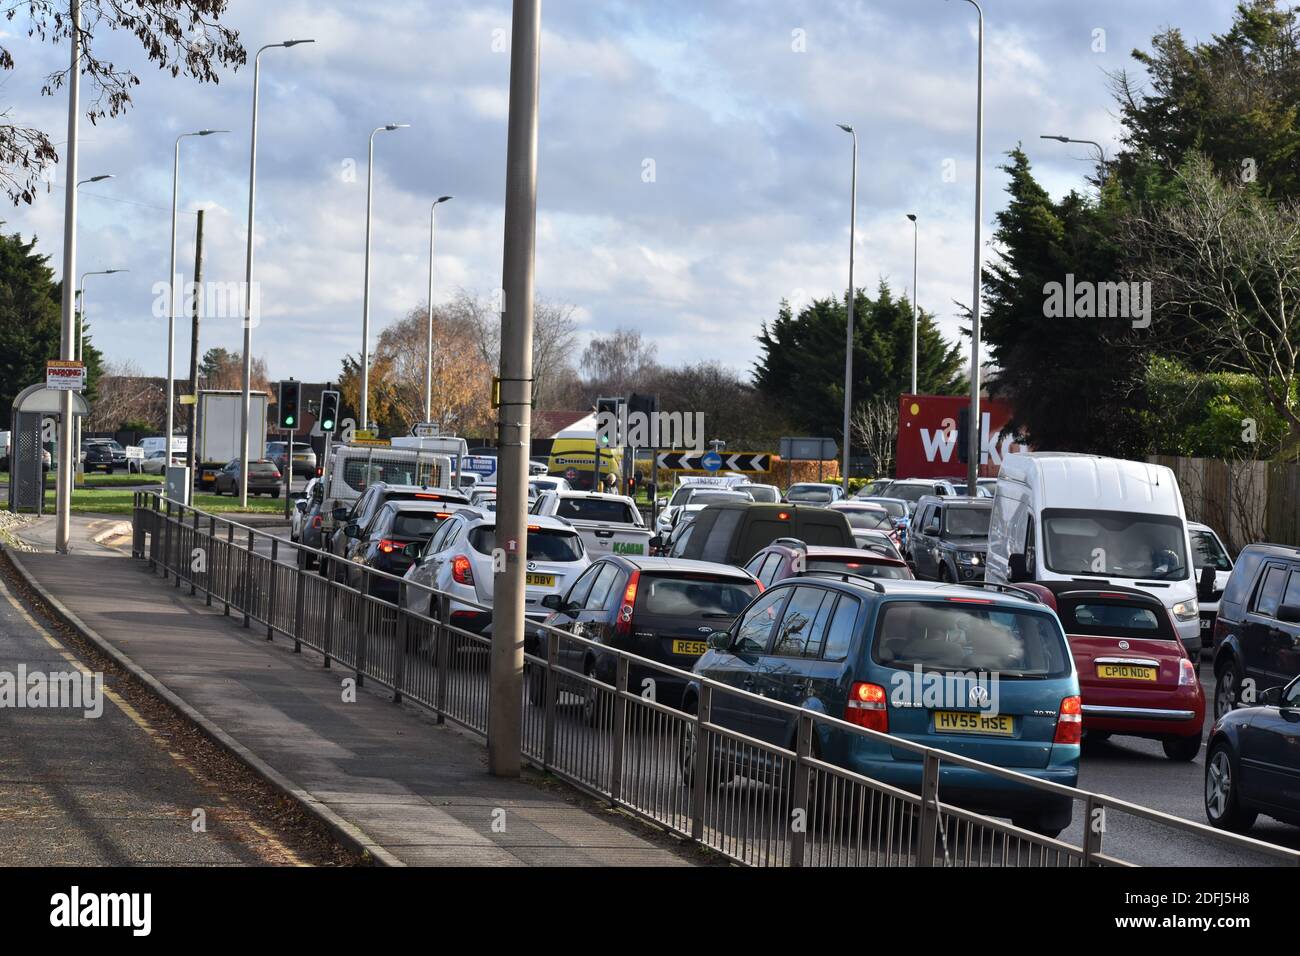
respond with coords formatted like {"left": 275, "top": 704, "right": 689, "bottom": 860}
{"left": 685, "top": 577, "right": 1081, "bottom": 836}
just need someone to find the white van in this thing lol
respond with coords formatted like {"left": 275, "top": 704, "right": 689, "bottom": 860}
{"left": 985, "top": 453, "right": 1202, "bottom": 656}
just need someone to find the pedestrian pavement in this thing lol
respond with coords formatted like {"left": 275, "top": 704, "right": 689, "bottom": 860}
{"left": 6, "top": 516, "right": 697, "bottom": 866}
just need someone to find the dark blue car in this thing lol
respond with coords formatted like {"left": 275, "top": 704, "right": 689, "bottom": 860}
{"left": 1205, "top": 674, "right": 1300, "bottom": 832}
{"left": 685, "top": 577, "right": 1081, "bottom": 836}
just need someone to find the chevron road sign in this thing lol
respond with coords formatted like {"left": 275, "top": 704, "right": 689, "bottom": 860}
{"left": 657, "top": 451, "right": 772, "bottom": 473}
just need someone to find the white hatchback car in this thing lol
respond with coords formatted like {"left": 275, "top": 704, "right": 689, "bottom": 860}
{"left": 400, "top": 511, "right": 590, "bottom": 632}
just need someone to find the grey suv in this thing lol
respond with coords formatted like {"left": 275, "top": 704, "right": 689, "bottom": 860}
{"left": 908, "top": 495, "right": 992, "bottom": 583}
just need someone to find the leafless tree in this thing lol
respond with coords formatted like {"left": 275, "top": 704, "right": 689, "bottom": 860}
{"left": 1126, "top": 154, "right": 1300, "bottom": 452}
{"left": 851, "top": 397, "right": 898, "bottom": 477}
{"left": 453, "top": 289, "right": 579, "bottom": 409}
{"left": 85, "top": 359, "right": 166, "bottom": 431}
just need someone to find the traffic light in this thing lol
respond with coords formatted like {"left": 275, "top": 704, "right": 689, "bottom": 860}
{"left": 279, "top": 379, "right": 302, "bottom": 430}
{"left": 319, "top": 389, "right": 340, "bottom": 434}
{"left": 596, "top": 397, "right": 620, "bottom": 446}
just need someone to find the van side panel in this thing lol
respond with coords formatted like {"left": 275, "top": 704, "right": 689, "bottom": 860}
{"left": 986, "top": 479, "right": 1028, "bottom": 584}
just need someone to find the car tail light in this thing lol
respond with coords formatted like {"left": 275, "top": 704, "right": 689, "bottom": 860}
{"left": 311, "top": 515, "right": 322, "bottom": 530}
{"left": 845, "top": 682, "right": 888, "bottom": 732}
{"left": 1054, "top": 695, "right": 1082, "bottom": 745}
{"left": 613, "top": 570, "right": 641, "bottom": 640}
{"left": 1178, "top": 659, "right": 1198, "bottom": 686}
{"left": 451, "top": 555, "right": 474, "bottom": 585}
{"left": 378, "top": 539, "right": 399, "bottom": 554}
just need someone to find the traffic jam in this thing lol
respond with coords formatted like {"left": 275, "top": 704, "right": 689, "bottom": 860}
{"left": 278, "top": 423, "right": 1299, "bottom": 847}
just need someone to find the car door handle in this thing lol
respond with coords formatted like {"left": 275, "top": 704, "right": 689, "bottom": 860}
{"left": 742, "top": 677, "right": 756, "bottom": 688}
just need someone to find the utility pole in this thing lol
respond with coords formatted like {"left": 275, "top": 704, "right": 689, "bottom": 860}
{"left": 55, "top": 0, "right": 82, "bottom": 555}
{"left": 186, "top": 209, "right": 205, "bottom": 503}
{"left": 489, "top": 0, "right": 541, "bottom": 778}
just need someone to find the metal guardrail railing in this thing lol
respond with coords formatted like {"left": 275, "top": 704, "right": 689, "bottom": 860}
{"left": 130, "top": 492, "right": 1300, "bottom": 868}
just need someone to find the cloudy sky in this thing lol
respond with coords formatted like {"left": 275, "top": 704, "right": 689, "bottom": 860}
{"left": 2, "top": 0, "right": 1233, "bottom": 387}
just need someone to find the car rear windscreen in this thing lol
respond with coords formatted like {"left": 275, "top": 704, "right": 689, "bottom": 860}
{"left": 806, "top": 558, "right": 909, "bottom": 580}
{"left": 1058, "top": 599, "right": 1176, "bottom": 641}
{"left": 873, "top": 601, "right": 1070, "bottom": 677}
{"left": 249, "top": 462, "right": 279, "bottom": 474}
{"left": 392, "top": 512, "right": 447, "bottom": 538}
{"left": 638, "top": 575, "right": 758, "bottom": 617}
{"left": 555, "top": 498, "right": 635, "bottom": 523}
{"left": 470, "top": 527, "right": 585, "bottom": 561}
{"left": 841, "top": 510, "right": 893, "bottom": 530}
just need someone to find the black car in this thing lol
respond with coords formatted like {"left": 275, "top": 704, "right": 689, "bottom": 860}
{"left": 664, "top": 501, "right": 855, "bottom": 566}
{"left": 81, "top": 441, "right": 117, "bottom": 473}
{"left": 1205, "top": 674, "right": 1300, "bottom": 832}
{"left": 344, "top": 501, "right": 453, "bottom": 602}
{"left": 1210, "top": 543, "right": 1300, "bottom": 720}
{"left": 908, "top": 495, "right": 992, "bottom": 583}
{"left": 323, "top": 482, "right": 471, "bottom": 580}
{"left": 532, "top": 556, "right": 760, "bottom": 716}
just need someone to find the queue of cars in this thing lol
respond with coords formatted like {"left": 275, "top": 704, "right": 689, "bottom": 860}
{"left": 273, "top": 450, "right": 1297, "bottom": 840}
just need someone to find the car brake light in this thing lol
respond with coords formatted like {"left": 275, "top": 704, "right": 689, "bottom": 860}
{"left": 845, "top": 682, "right": 888, "bottom": 732}
{"left": 311, "top": 515, "right": 322, "bottom": 529}
{"left": 1178, "top": 659, "right": 1197, "bottom": 686}
{"left": 378, "top": 539, "right": 399, "bottom": 554}
{"left": 451, "top": 555, "right": 474, "bottom": 585}
{"left": 1054, "top": 695, "right": 1082, "bottom": 745}
{"left": 614, "top": 570, "right": 641, "bottom": 639}
{"left": 777, "top": 512, "right": 790, "bottom": 520}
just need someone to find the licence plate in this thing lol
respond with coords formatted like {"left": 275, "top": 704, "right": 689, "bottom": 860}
{"left": 525, "top": 573, "right": 555, "bottom": 587}
{"left": 202, "top": 471, "right": 215, "bottom": 481}
{"left": 672, "top": 639, "right": 708, "bottom": 657}
{"left": 1097, "top": 663, "right": 1157, "bottom": 681}
{"left": 933, "top": 711, "right": 1014, "bottom": 736}
{"left": 1200, "top": 618, "right": 1210, "bottom": 630}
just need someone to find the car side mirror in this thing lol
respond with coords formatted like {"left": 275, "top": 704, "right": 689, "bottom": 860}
{"left": 404, "top": 542, "right": 422, "bottom": 560}
{"left": 1278, "top": 603, "right": 1300, "bottom": 625}
{"left": 708, "top": 630, "right": 732, "bottom": 651}
{"left": 541, "top": 594, "right": 564, "bottom": 611}
{"left": 295, "top": 500, "right": 307, "bottom": 513}
{"left": 656, "top": 498, "right": 667, "bottom": 508}
{"left": 649, "top": 535, "right": 663, "bottom": 551}
{"left": 345, "top": 523, "right": 360, "bottom": 539}
{"left": 1197, "top": 565, "right": 1216, "bottom": 601}
{"left": 333, "top": 506, "right": 350, "bottom": 522}
{"left": 1261, "top": 685, "right": 1283, "bottom": 707}
{"left": 1007, "top": 552, "right": 1029, "bottom": 583}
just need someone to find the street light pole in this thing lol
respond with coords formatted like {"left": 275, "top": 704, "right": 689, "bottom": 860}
{"left": 360, "top": 122, "right": 409, "bottom": 433}
{"left": 950, "top": 0, "right": 984, "bottom": 492}
{"left": 239, "top": 39, "right": 314, "bottom": 508}
{"left": 490, "top": 0, "right": 541, "bottom": 778}
{"left": 907, "top": 214, "right": 918, "bottom": 395}
{"left": 425, "top": 195, "right": 453, "bottom": 423}
{"left": 837, "top": 124, "right": 857, "bottom": 494}
{"left": 75, "top": 268, "right": 126, "bottom": 475}
{"left": 1039, "top": 134, "right": 1107, "bottom": 184}
{"left": 168, "top": 129, "right": 225, "bottom": 487}
{"left": 55, "top": 0, "right": 82, "bottom": 555}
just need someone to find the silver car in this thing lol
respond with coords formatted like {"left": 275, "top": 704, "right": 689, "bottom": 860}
{"left": 400, "top": 511, "right": 590, "bottom": 631}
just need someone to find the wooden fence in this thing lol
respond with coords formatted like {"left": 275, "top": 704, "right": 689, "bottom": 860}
{"left": 1149, "top": 456, "right": 1298, "bottom": 554}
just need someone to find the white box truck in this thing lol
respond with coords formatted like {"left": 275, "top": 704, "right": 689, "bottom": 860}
{"left": 195, "top": 390, "right": 269, "bottom": 491}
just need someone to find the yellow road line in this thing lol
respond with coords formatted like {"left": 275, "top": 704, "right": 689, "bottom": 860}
{"left": 0, "top": 572, "right": 306, "bottom": 866}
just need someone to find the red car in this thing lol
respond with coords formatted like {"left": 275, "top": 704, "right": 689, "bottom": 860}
{"left": 743, "top": 541, "right": 914, "bottom": 589}
{"left": 1023, "top": 582, "right": 1204, "bottom": 761}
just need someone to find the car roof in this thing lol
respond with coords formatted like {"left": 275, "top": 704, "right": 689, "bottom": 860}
{"left": 764, "top": 575, "right": 1047, "bottom": 609}
{"left": 466, "top": 512, "right": 574, "bottom": 531}
{"left": 381, "top": 500, "right": 468, "bottom": 514}
{"left": 371, "top": 483, "right": 470, "bottom": 502}
{"left": 830, "top": 501, "right": 886, "bottom": 510}
{"left": 916, "top": 494, "right": 990, "bottom": 508}
{"left": 594, "top": 555, "right": 756, "bottom": 578}
{"left": 1238, "top": 543, "right": 1300, "bottom": 561}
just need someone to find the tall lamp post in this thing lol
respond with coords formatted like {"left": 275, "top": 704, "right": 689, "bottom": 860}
{"left": 836, "top": 123, "right": 858, "bottom": 494}
{"left": 948, "top": 0, "right": 984, "bottom": 492}
{"left": 167, "top": 129, "right": 226, "bottom": 482}
{"left": 238, "top": 38, "right": 315, "bottom": 507}
{"left": 359, "top": 122, "right": 409, "bottom": 433}
{"left": 54, "top": 0, "right": 82, "bottom": 554}
{"left": 75, "top": 268, "right": 127, "bottom": 474}
{"left": 907, "top": 213, "right": 919, "bottom": 396}
{"left": 425, "top": 195, "right": 453, "bottom": 423}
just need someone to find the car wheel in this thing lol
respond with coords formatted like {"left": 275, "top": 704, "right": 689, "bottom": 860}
{"left": 939, "top": 564, "right": 954, "bottom": 584}
{"left": 1084, "top": 730, "right": 1111, "bottom": 744}
{"left": 1214, "top": 658, "right": 1242, "bottom": 721}
{"left": 1205, "top": 741, "right": 1257, "bottom": 832}
{"left": 1162, "top": 734, "right": 1201, "bottom": 762}
{"left": 580, "top": 658, "right": 602, "bottom": 727}
{"left": 679, "top": 695, "right": 728, "bottom": 792}
{"left": 527, "top": 667, "right": 546, "bottom": 707}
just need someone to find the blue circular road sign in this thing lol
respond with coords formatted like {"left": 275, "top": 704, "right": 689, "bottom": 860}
{"left": 701, "top": 451, "right": 723, "bottom": 472}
